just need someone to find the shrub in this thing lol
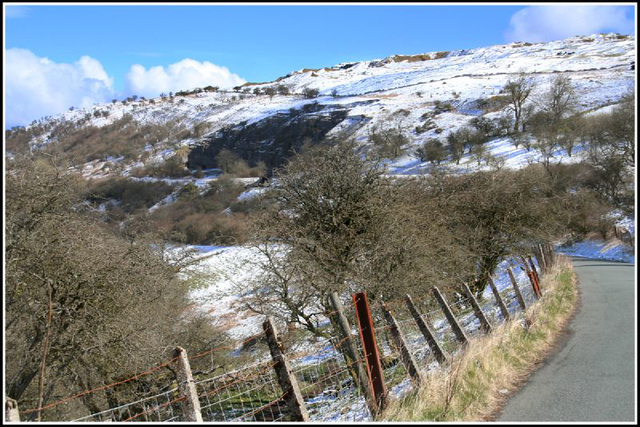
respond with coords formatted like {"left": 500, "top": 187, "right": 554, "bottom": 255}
{"left": 368, "top": 126, "right": 410, "bottom": 159}
{"left": 6, "top": 158, "right": 227, "bottom": 418}
{"left": 277, "top": 84, "right": 291, "bottom": 96}
{"left": 478, "top": 95, "right": 512, "bottom": 113}
{"left": 302, "top": 87, "right": 320, "bottom": 98}
{"left": 135, "top": 156, "right": 191, "bottom": 178}
{"left": 178, "top": 182, "right": 200, "bottom": 198}
{"left": 415, "top": 119, "right": 437, "bottom": 134}
{"left": 147, "top": 176, "right": 251, "bottom": 245}
{"left": 216, "top": 149, "right": 266, "bottom": 177}
{"left": 87, "top": 177, "right": 175, "bottom": 214}
{"left": 41, "top": 114, "right": 188, "bottom": 163}
{"left": 416, "top": 138, "right": 447, "bottom": 164}
{"left": 434, "top": 100, "right": 454, "bottom": 114}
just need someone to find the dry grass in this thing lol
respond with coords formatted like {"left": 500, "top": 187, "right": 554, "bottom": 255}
{"left": 381, "top": 255, "right": 578, "bottom": 422}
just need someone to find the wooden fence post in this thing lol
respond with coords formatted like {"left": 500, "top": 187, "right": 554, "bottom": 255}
{"left": 405, "top": 295, "right": 449, "bottom": 365}
{"left": 328, "top": 292, "right": 378, "bottom": 416}
{"left": 353, "top": 293, "right": 388, "bottom": 413}
{"left": 462, "top": 283, "right": 492, "bottom": 334}
{"left": 487, "top": 276, "right": 511, "bottom": 322}
{"left": 540, "top": 244, "right": 550, "bottom": 270}
{"left": 432, "top": 287, "right": 468, "bottom": 345}
{"left": 382, "top": 303, "right": 424, "bottom": 387}
{"left": 507, "top": 267, "right": 527, "bottom": 311}
{"left": 172, "top": 347, "right": 203, "bottom": 422}
{"left": 263, "top": 317, "right": 310, "bottom": 422}
{"left": 537, "top": 244, "right": 547, "bottom": 274}
{"left": 545, "top": 244, "right": 555, "bottom": 268}
{"left": 5, "top": 398, "right": 19, "bottom": 422}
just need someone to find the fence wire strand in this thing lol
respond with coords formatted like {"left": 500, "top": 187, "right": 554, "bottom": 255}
{"left": 19, "top": 254, "right": 555, "bottom": 423}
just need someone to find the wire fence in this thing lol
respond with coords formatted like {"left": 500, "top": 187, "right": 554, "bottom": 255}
{"left": 11, "top": 252, "right": 551, "bottom": 423}
{"left": 196, "top": 359, "right": 286, "bottom": 422}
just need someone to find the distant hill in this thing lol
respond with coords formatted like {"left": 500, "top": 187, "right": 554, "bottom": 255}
{"left": 6, "top": 32, "right": 635, "bottom": 179}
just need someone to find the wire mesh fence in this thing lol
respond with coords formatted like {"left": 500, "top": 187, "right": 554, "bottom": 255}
{"left": 289, "top": 335, "right": 370, "bottom": 422}
{"left": 71, "top": 388, "right": 184, "bottom": 422}
{"left": 12, "top": 253, "right": 552, "bottom": 423}
{"left": 195, "top": 360, "right": 286, "bottom": 422}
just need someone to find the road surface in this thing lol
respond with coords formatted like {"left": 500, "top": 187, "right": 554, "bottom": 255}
{"left": 496, "top": 257, "right": 636, "bottom": 422}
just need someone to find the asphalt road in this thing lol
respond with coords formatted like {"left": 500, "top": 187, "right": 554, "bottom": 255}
{"left": 496, "top": 257, "right": 636, "bottom": 422}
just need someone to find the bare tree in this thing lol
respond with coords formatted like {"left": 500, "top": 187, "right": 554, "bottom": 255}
{"left": 5, "top": 156, "right": 226, "bottom": 420}
{"left": 242, "top": 141, "right": 473, "bottom": 331}
{"left": 503, "top": 72, "right": 537, "bottom": 133}
{"left": 421, "top": 165, "right": 567, "bottom": 296}
{"left": 539, "top": 74, "right": 577, "bottom": 124}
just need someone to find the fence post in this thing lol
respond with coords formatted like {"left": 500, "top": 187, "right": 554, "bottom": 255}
{"left": 328, "top": 292, "right": 378, "bottom": 416}
{"left": 432, "top": 287, "right": 468, "bottom": 345}
{"left": 487, "top": 276, "right": 511, "bottom": 322}
{"left": 528, "top": 256, "right": 542, "bottom": 297}
{"left": 405, "top": 295, "right": 448, "bottom": 365}
{"left": 545, "top": 244, "right": 555, "bottom": 268}
{"left": 172, "top": 347, "right": 203, "bottom": 423}
{"left": 462, "top": 283, "right": 492, "bottom": 334}
{"left": 540, "top": 244, "right": 550, "bottom": 270}
{"left": 528, "top": 256, "right": 540, "bottom": 281}
{"left": 382, "top": 303, "right": 424, "bottom": 387}
{"left": 521, "top": 257, "right": 541, "bottom": 299}
{"left": 353, "top": 293, "right": 388, "bottom": 413}
{"left": 263, "top": 317, "right": 310, "bottom": 422}
{"left": 5, "top": 398, "right": 19, "bottom": 422}
{"left": 537, "top": 244, "right": 547, "bottom": 274}
{"left": 507, "top": 267, "right": 527, "bottom": 311}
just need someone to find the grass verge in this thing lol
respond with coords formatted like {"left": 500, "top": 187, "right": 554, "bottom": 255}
{"left": 380, "top": 255, "right": 578, "bottom": 422}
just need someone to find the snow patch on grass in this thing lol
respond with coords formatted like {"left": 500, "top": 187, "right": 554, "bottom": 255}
{"left": 557, "top": 239, "right": 634, "bottom": 263}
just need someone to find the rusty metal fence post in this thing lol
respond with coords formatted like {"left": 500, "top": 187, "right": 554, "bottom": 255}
{"left": 527, "top": 256, "right": 542, "bottom": 298}
{"left": 263, "top": 317, "right": 310, "bottom": 422}
{"left": 353, "top": 293, "right": 388, "bottom": 414}
{"left": 521, "top": 257, "right": 541, "bottom": 299}
{"left": 528, "top": 256, "right": 540, "bottom": 282}
{"left": 328, "top": 292, "right": 378, "bottom": 416}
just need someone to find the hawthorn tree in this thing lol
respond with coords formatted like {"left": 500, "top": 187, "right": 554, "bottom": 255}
{"left": 5, "top": 156, "right": 225, "bottom": 420}
{"left": 503, "top": 72, "right": 537, "bottom": 133}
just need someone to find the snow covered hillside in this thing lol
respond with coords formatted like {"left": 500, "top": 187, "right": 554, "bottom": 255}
{"left": 9, "top": 33, "right": 635, "bottom": 179}
{"left": 9, "top": 31, "right": 635, "bottom": 344}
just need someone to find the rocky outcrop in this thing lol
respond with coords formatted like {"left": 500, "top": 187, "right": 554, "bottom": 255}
{"left": 186, "top": 102, "right": 369, "bottom": 175}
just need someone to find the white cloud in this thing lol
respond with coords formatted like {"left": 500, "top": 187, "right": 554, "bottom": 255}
{"left": 505, "top": 5, "right": 635, "bottom": 43}
{"left": 125, "top": 58, "right": 246, "bottom": 98}
{"left": 5, "top": 49, "right": 115, "bottom": 127}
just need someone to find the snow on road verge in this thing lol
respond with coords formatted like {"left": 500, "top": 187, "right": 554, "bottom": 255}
{"left": 556, "top": 239, "right": 635, "bottom": 264}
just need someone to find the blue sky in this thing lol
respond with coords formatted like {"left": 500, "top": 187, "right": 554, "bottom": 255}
{"left": 4, "top": 3, "right": 636, "bottom": 128}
